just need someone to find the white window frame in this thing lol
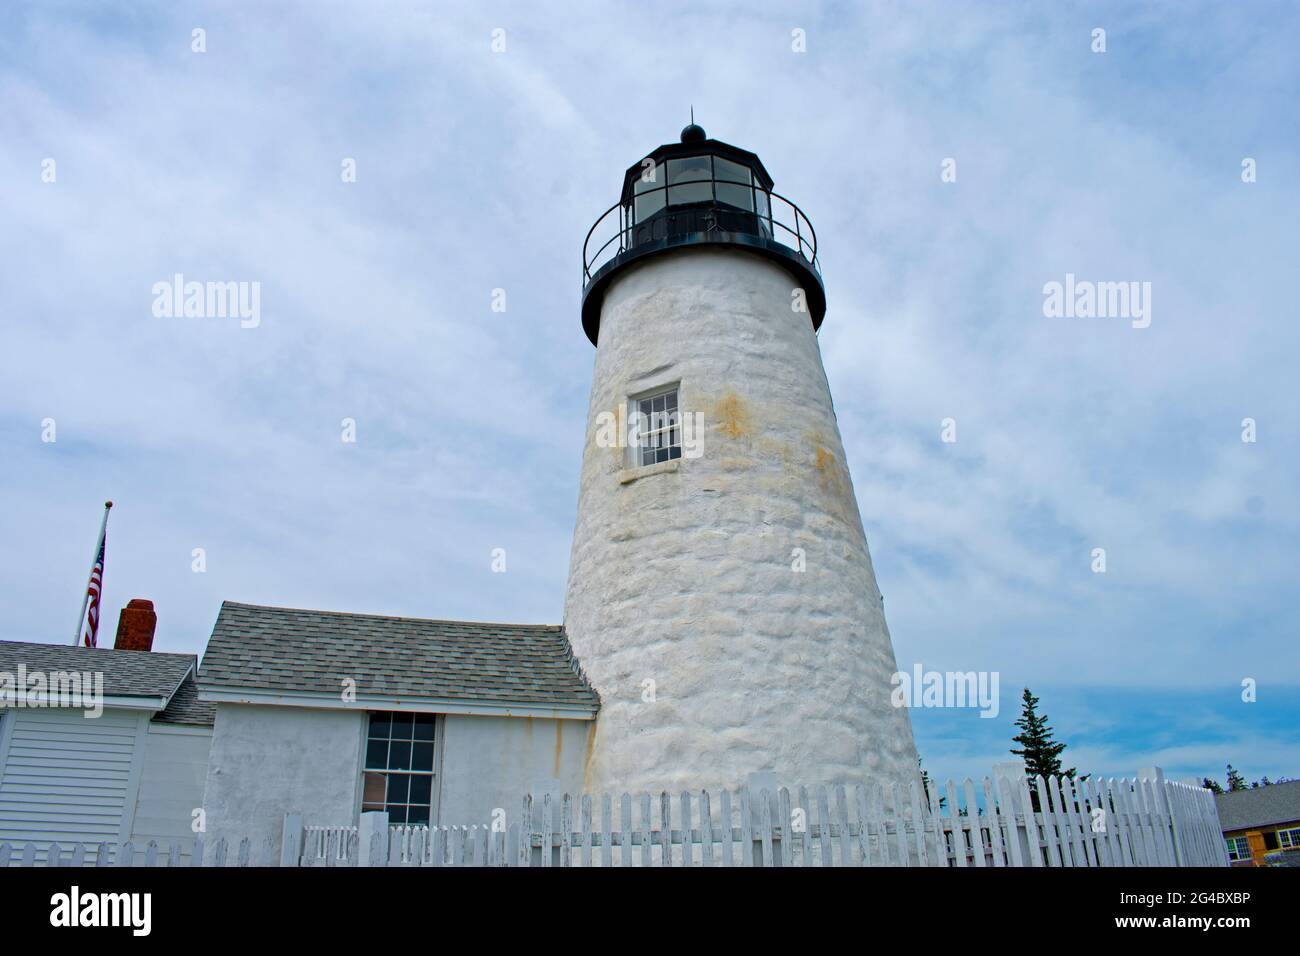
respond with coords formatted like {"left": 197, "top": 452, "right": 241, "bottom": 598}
{"left": 628, "top": 384, "right": 682, "bottom": 468}
{"left": 1225, "top": 835, "right": 1250, "bottom": 861}
{"left": 360, "top": 711, "right": 444, "bottom": 827}
{"left": 1278, "top": 827, "right": 1300, "bottom": 849}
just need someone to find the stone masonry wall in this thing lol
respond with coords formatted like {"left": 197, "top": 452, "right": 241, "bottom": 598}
{"left": 563, "top": 247, "right": 920, "bottom": 797}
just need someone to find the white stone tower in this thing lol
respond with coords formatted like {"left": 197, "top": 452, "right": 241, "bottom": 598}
{"left": 565, "top": 124, "right": 918, "bottom": 796}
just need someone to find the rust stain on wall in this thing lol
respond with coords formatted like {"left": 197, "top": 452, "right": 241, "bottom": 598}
{"left": 814, "top": 444, "right": 834, "bottom": 473}
{"left": 714, "top": 392, "right": 753, "bottom": 440}
{"left": 582, "top": 722, "right": 598, "bottom": 791}
{"left": 554, "top": 721, "right": 564, "bottom": 777}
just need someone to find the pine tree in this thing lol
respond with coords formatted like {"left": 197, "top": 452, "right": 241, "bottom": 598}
{"left": 1010, "top": 688, "right": 1078, "bottom": 780}
{"left": 1226, "top": 764, "right": 1249, "bottom": 792}
{"left": 1201, "top": 777, "right": 1224, "bottom": 795}
{"left": 918, "top": 754, "right": 945, "bottom": 809}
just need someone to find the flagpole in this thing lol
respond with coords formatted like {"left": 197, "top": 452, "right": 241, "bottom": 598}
{"left": 72, "top": 500, "right": 112, "bottom": 646}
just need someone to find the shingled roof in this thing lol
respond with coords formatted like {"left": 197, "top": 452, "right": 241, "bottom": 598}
{"left": 0, "top": 639, "right": 196, "bottom": 705}
{"left": 152, "top": 675, "right": 216, "bottom": 726}
{"left": 1215, "top": 781, "right": 1300, "bottom": 832}
{"left": 198, "top": 602, "right": 599, "bottom": 716}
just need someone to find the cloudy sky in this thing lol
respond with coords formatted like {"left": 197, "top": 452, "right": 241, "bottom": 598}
{"left": 2, "top": 1, "right": 1295, "bottom": 786}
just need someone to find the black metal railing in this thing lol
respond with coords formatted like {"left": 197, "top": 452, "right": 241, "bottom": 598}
{"left": 583, "top": 173, "right": 819, "bottom": 286}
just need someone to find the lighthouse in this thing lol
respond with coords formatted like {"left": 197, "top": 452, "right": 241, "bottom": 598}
{"left": 565, "top": 124, "right": 920, "bottom": 796}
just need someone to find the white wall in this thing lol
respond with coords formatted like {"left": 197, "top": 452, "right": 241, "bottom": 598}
{"left": 0, "top": 706, "right": 146, "bottom": 860}
{"left": 201, "top": 703, "right": 364, "bottom": 850}
{"left": 564, "top": 248, "right": 920, "bottom": 795}
{"left": 129, "top": 724, "right": 212, "bottom": 857}
{"left": 437, "top": 715, "right": 593, "bottom": 826}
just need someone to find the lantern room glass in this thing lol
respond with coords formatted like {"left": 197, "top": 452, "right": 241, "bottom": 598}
{"left": 628, "top": 153, "right": 768, "bottom": 226}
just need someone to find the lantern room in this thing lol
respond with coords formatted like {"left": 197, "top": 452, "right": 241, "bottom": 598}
{"left": 581, "top": 124, "right": 826, "bottom": 345}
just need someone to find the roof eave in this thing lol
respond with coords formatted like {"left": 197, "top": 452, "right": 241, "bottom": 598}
{"left": 197, "top": 685, "right": 598, "bottom": 720}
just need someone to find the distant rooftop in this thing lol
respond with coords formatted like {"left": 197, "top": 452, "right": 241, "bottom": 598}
{"left": 1214, "top": 780, "right": 1300, "bottom": 832}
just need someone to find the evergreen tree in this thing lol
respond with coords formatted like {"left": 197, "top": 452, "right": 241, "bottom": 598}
{"left": 918, "top": 754, "right": 945, "bottom": 809}
{"left": 1201, "top": 777, "right": 1224, "bottom": 795}
{"left": 1226, "top": 764, "right": 1249, "bottom": 792}
{"left": 1010, "top": 688, "right": 1078, "bottom": 780}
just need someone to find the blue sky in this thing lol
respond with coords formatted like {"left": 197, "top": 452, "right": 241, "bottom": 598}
{"left": 1, "top": 1, "right": 1296, "bottom": 787}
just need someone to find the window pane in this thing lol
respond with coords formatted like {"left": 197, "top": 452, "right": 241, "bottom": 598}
{"left": 407, "top": 805, "right": 430, "bottom": 826}
{"left": 387, "top": 774, "right": 410, "bottom": 802}
{"left": 390, "top": 713, "right": 414, "bottom": 738}
{"left": 633, "top": 165, "right": 659, "bottom": 192}
{"left": 666, "top": 391, "right": 677, "bottom": 409}
{"left": 365, "top": 739, "right": 388, "bottom": 769}
{"left": 668, "top": 182, "right": 711, "bottom": 205}
{"left": 368, "top": 713, "right": 391, "bottom": 737}
{"left": 756, "top": 189, "right": 770, "bottom": 220}
{"left": 388, "top": 805, "right": 408, "bottom": 825}
{"left": 413, "top": 715, "right": 435, "bottom": 741}
{"left": 362, "top": 772, "right": 386, "bottom": 805}
{"left": 412, "top": 742, "right": 434, "bottom": 771}
{"left": 634, "top": 189, "right": 665, "bottom": 222}
{"left": 410, "top": 776, "right": 433, "bottom": 804}
{"left": 669, "top": 445, "right": 682, "bottom": 460}
{"left": 667, "top": 156, "right": 711, "bottom": 183}
{"left": 715, "top": 182, "right": 753, "bottom": 211}
{"left": 713, "top": 157, "right": 751, "bottom": 186}
{"left": 389, "top": 740, "right": 412, "bottom": 770}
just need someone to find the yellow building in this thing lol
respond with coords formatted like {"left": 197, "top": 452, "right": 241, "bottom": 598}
{"left": 1214, "top": 780, "right": 1300, "bottom": 866}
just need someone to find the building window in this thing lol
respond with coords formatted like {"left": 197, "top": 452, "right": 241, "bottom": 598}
{"left": 1279, "top": 827, "right": 1300, "bottom": 850}
{"left": 362, "top": 712, "right": 437, "bottom": 825}
{"left": 1225, "top": 836, "right": 1251, "bottom": 861}
{"left": 632, "top": 388, "right": 681, "bottom": 467}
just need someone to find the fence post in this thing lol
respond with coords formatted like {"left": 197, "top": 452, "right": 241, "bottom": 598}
{"left": 747, "top": 772, "right": 778, "bottom": 866}
{"left": 992, "top": 761, "right": 1032, "bottom": 866}
{"left": 1141, "top": 766, "right": 1185, "bottom": 866}
{"left": 357, "top": 811, "right": 389, "bottom": 867}
{"left": 280, "top": 812, "right": 303, "bottom": 867}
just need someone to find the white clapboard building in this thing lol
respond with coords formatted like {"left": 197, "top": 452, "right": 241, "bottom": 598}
{"left": 0, "top": 602, "right": 213, "bottom": 861}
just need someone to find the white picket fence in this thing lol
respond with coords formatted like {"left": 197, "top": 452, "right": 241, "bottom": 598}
{"left": 0, "top": 834, "right": 278, "bottom": 867}
{"left": 1, "top": 767, "right": 1228, "bottom": 868}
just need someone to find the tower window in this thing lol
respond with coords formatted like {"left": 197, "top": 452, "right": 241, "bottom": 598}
{"left": 632, "top": 388, "right": 681, "bottom": 467}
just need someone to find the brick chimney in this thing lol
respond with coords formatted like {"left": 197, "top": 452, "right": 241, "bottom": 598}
{"left": 114, "top": 599, "right": 157, "bottom": 651}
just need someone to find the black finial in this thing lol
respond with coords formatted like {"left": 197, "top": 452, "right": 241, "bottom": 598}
{"left": 681, "top": 109, "right": 706, "bottom": 143}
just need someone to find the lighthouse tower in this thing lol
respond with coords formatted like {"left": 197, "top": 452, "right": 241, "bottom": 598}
{"left": 565, "top": 125, "right": 919, "bottom": 796}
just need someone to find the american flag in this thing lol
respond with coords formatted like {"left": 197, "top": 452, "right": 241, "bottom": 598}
{"left": 82, "top": 536, "right": 106, "bottom": 647}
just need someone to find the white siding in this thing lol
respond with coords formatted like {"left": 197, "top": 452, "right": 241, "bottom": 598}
{"left": 129, "top": 725, "right": 212, "bottom": 856}
{"left": 0, "top": 707, "right": 144, "bottom": 853}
